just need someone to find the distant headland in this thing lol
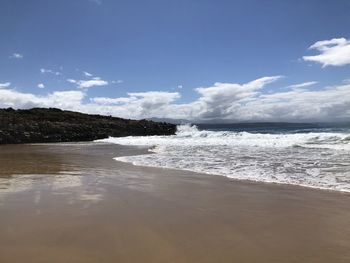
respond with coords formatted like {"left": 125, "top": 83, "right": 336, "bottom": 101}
{"left": 0, "top": 108, "right": 176, "bottom": 144}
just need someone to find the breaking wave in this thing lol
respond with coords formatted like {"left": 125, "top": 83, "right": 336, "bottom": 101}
{"left": 97, "top": 125, "right": 350, "bottom": 192}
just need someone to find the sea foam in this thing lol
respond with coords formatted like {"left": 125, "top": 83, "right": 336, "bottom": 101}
{"left": 97, "top": 125, "right": 350, "bottom": 192}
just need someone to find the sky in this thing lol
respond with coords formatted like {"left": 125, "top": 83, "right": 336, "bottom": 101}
{"left": 0, "top": 0, "right": 350, "bottom": 122}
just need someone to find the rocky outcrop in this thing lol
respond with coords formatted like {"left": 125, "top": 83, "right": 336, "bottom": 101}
{"left": 0, "top": 108, "right": 176, "bottom": 144}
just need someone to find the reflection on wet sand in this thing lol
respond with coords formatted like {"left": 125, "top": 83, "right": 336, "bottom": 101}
{"left": 0, "top": 144, "right": 81, "bottom": 196}
{"left": 0, "top": 144, "right": 69, "bottom": 176}
{"left": 0, "top": 143, "right": 350, "bottom": 263}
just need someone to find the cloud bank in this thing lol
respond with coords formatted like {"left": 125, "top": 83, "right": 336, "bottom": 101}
{"left": 1, "top": 76, "right": 349, "bottom": 122}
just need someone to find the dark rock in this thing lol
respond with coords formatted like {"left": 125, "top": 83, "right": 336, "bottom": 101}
{"left": 0, "top": 108, "right": 176, "bottom": 144}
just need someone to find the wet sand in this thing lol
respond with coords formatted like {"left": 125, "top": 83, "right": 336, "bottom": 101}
{"left": 0, "top": 143, "right": 350, "bottom": 263}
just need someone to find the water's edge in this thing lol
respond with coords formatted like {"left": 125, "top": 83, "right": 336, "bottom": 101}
{"left": 97, "top": 125, "right": 350, "bottom": 193}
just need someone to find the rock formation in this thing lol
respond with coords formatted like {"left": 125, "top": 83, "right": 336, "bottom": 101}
{"left": 0, "top": 108, "right": 176, "bottom": 144}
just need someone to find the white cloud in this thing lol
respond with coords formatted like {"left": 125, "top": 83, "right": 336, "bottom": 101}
{"left": 67, "top": 78, "right": 108, "bottom": 89}
{"left": 83, "top": 71, "right": 93, "bottom": 77}
{"left": 67, "top": 79, "right": 77, "bottom": 84}
{"left": 111, "top": 80, "right": 123, "bottom": 84}
{"left": 91, "top": 97, "right": 135, "bottom": 105}
{"left": 91, "top": 91, "right": 180, "bottom": 118}
{"left": 10, "top": 53, "right": 23, "bottom": 59}
{"left": 1, "top": 76, "right": 349, "bottom": 122}
{"left": 0, "top": 82, "right": 11, "bottom": 88}
{"left": 37, "top": 83, "right": 45, "bottom": 89}
{"left": 40, "top": 68, "right": 61, "bottom": 76}
{"left": 242, "top": 84, "right": 350, "bottom": 122}
{"left": 190, "top": 76, "right": 283, "bottom": 119}
{"left": 287, "top": 81, "right": 318, "bottom": 89}
{"left": 303, "top": 38, "right": 350, "bottom": 67}
{"left": 88, "top": 0, "right": 102, "bottom": 5}
{"left": 0, "top": 89, "right": 85, "bottom": 110}
{"left": 84, "top": 77, "right": 350, "bottom": 122}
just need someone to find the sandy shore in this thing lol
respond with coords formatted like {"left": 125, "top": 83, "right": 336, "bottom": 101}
{"left": 0, "top": 143, "right": 350, "bottom": 263}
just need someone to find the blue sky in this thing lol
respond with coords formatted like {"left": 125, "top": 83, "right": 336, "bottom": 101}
{"left": 1, "top": 0, "right": 350, "bottom": 122}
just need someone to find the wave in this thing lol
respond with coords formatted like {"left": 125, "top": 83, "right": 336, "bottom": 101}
{"left": 100, "top": 124, "right": 350, "bottom": 150}
{"left": 96, "top": 125, "right": 350, "bottom": 192}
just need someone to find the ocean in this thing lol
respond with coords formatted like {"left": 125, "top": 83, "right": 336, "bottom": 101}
{"left": 97, "top": 123, "right": 350, "bottom": 192}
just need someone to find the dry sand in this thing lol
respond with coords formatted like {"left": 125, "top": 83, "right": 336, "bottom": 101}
{"left": 0, "top": 143, "right": 350, "bottom": 263}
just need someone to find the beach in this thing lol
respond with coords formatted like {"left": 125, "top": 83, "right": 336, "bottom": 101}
{"left": 1, "top": 142, "right": 350, "bottom": 263}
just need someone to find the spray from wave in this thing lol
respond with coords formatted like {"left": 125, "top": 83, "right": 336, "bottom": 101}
{"left": 97, "top": 124, "right": 350, "bottom": 192}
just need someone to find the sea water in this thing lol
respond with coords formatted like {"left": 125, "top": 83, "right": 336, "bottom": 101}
{"left": 97, "top": 123, "right": 350, "bottom": 192}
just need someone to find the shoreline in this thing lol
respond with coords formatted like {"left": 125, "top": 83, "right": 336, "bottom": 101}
{"left": 2, "top": 140, "right": 350, "bottom": 195}
{"left": 115, "top": 155, "right": 350, "bottom": 195}
{"left": 1, "top": 142, "right": 350, "bottom": 262}
{"left": 110, "top": 143, "right": 350, "bottom": 195}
